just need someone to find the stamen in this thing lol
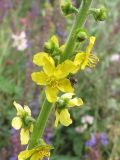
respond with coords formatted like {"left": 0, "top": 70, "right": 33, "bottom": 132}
{"left": 47, "top": 77, "right": 58, "bottom": 88}
{"left": 87, "top": 54, "right": 99, "bottom": 68}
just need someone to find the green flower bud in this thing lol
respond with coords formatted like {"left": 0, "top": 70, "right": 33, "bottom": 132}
{"left": 44, "top": 36, "right": 60, "bottom": 55}
{"left": 23, "top": 116, "right": 35, "bottom": 128}
{"left": 44, "top": 42, "right": 53, "bottom": 53}
{"left": 75, "top": 28, "right": 88, "bottom": 42}
{"left": 91, "top": 7, "right": 107, "bottom": 21}
{"left": 56, "top": 98, "right": 69, "bottom": 112}
{"left": 60, "top": 0, "right": 78, "bottom": 16}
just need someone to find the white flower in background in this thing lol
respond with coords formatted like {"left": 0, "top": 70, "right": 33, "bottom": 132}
{"left": 12, "top": 31, "right": 28, "bottom": 51}
{"left": 75, "top": 124, "right": 87, "bottom": 133}
{"left": 81, "top": 115, "right": 94, "bottom": 125}
{"left": 110, "top": 54, "right": 120, "bottom": 62}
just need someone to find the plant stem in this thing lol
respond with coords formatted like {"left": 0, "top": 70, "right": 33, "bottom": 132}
{"left": 60, "top": 0, "right": 93, "bottom": 62}
{"left": 27, "top": 0, "right": 93, "bottom": 150}
{"left": 28, "top": 99, "right": 53, "bottom": 149}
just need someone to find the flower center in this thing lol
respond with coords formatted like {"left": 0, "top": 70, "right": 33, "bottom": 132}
{"left": 47, "top": 76, "right": 58, "bottom": 88}
{"left": 38, "top": 150, "right": 49, "bottom": 158}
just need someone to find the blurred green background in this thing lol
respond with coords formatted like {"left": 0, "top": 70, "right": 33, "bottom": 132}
{"left": 0, "top": 0, "right": 120, "bottom": 160}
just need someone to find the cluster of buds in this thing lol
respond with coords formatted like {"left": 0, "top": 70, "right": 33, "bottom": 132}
{"left": 44, "top": 35, "right": 65, "bottom": 57}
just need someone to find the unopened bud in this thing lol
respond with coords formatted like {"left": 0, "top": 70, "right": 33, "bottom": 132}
{"left": 56, "top": 98, "right": 68, "bottom": 111}
{"left": 91, "top": 7, "right": 107, "bottom": 21}
{"left": 75, "top": 28, "right": 88, "bottom": 42}
{"left": 24, "top": 116, "right": 35, "bottom": 127}
{"left": 44, "top": 42, "right": 53, "bottom": 53}
{"left": 60, "top": 0, "right": 78, "bottom": 16}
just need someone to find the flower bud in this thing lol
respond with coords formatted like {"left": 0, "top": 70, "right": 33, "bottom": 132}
{"left": 60, "top": 0, "right": 78, "bottom": 16}
{"left": 91, "top": 7, "right": 107, "bottom": 21}
{"left": 75, "top": 28, "right": 88, "bottom": 42}
{"left": 44, "top": 42, "right": 53, "bottom": 53}
{"left": 56, "top": 98, "right": 68, "bottom": 110}
{"left": 24, "top": 116, "right": 35, "bottom": 128}
{"left": 43, "top": 35, "right": 60, "bottom": 55}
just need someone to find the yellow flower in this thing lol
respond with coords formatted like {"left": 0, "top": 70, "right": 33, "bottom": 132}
{"left": 18, "top": 144, "right": 53, "bottom": 160}
{"left": 31, "top": 52, "right": 77, "bottom": 103}
{"left": 74, "top": 36, "right": 99, "bottom": 71}
{"left": 12, "top": 101, "right": 34, "bottom": 145}
{"left": 55, "top": 93, "right": 83, "bottom": 127}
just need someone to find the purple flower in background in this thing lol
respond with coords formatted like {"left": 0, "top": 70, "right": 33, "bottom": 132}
{"left": 9, "top": 157, "right": 17, "bottom": 160}
{"left": 100, "top": 133, "right": 108, "bottom": 145}
{"left": 86, "top": 134, "right": 96, "bottom": 147}
{"left": 86, "top": 132, "right": 108, "bottom": 148}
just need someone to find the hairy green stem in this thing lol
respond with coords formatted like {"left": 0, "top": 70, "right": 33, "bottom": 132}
{"left": 28, "top": 99, "right": 53, "bottom": 149}
{"left": 60, "top": 0, "right": 93, "bottom": 62}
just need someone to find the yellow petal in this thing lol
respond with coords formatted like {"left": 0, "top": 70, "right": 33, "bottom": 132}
{"left": 59, "top": 109, "right": 72, "bottom": 126}
{"left": 55, "top": 60, "right": 77, "bottom": 79}
{"left": 31, "top": 153, "right": 41, "bottom": 160}
{"left": 74, "top": 52, "right": 89, "bottom": 70}
{"left": 81, "top": 59, "right": 88, "bottom": 70}
{"left": 42, "top": 56, "right": 55, "bottom": 76}
{"left": 33, "top": 52, "right": 49, "bottom": 66}
{"left": 86, "top": 36, "right": 96, "bottom": 54}
{"left": 51, "top": 35, "right": 59, "bottom": 47}
{"left": 58, "top": 78, "right": 74, "bottom": 93}
{"left": 18, "top": 150, "right": 34, "bottom": 160}
{"left": 24, "top": 105, "right": 31, "bottom": 116}
{"left": 74, "top": 52, "right": 86, "bottom": 66}
{"left": 13, "top": 101, "right": 24, "bottom": 116}
{"left": 12, "top": 117, "right": 22, "bottom": 130}
{"left": 45, "top": 86, "right": 59, "bottom": 103}
{"left": 68, "top": 98, "right": 83, "bottom": 107}
{"left": 55, "top": 111, "right": 60, "bottom": 127}
{"left": 20, "top": 128, "right": 30, "bottom": 145}
{"left": 61, "top": 93, "right": 74, "bottom": 99}
{"left": 31, "top": 71, "right": 48, "bottom": 85}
